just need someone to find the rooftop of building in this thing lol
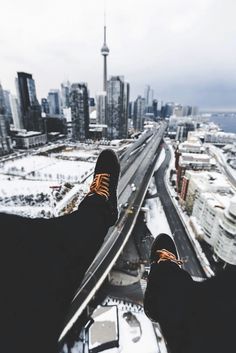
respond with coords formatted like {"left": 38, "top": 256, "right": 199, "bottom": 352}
{"left": 205, "top": 131, "right": 236, "bottom": 137}
{"left": 16, "top": 131, "right": 43, "bottom": 137}
{"left": 179, "top": 139, "right": 204, "bottom": 150}
{"left": 201, "top": 191, "right": 231, "bottom": 211}
{"left": 185, "top": 170, "right": 232, "bottom": 190}
{"left": 180, "top": 153, "right": 212, "bottom": 161}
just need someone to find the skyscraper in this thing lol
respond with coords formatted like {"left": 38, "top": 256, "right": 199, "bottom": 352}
{"left": 41, "top": 98, "right": 50, "bottom": 115}
{"left": 153, "top": 99, "right": 158, "bottom": 118}
{"left": 96, "top": 92, "right": 107, "bottom": 125}
{"left": 0, "top": 83, "right": 12, "bottom": 155}
{"left": 16, "top": 72, "right": 42, "bottom": 131}
{"left": 123, "top": 82, "right": 130, "bottom": 138}
{"left": 162, "top": 102, "right": 175, "bottom": 118}
{"left": 61, "top": 81, "right": 71, "bottom": 109}
{"left": 3, "top": 90, "right": 13, "bottom": 123}
{"left": 144, "top": 85, "right": 154, "bottom": 112}
{"left": 0, "top": 83, "right": 5, "bottom": 116}
{"left": 47, "top": 90, "right": 61, "bottom": 115}
{"left": 0, "top": 83, "right": 10, "bottom": 134}
{"left": 107, "top": 76, "right": 129, "bottom": 139}
{"left": 70, "top": 83, "right": 89, "bottom": 141}
{"left": 133, "top": 96, "right": 145, "bottom": 131}
{"left": 10, "top": 95, "right": 23, "bottom": 129}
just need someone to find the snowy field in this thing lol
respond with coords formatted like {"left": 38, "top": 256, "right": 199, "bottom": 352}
{"left": 0, "top": 141, "right": 133, "bottom": 218}
{"left": 0, "top": 147, "right": 98, "bottom": 217}
{"left": 145, "top": 178, "right": 171, "bottom": 238}
{"left": 154, "top": 147, "right": 166, "bottom": 172}
{"left": 0, "top": 155, "right": 94, "bottom": 183}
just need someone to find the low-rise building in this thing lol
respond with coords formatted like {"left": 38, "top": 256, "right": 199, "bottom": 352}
{"left": 13, "top": 131, "right": 47, "bottom": 149}
{"left": 205, "top": 132, "right": 236, "bottom": 145}
{"left": 179, "top": 153, "right": 214, "bottom": 169}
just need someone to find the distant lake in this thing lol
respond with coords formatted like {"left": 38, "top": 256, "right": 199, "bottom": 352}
{"left": 210, "top": 113, "right": 236, "bottom": 133}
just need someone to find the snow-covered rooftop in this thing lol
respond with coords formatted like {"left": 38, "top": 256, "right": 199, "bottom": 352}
{"left": 201, "top": 192, "right": 231, "bottom": 210}
{"left": 185, "top": 171, "right": 232, "bottom": 192}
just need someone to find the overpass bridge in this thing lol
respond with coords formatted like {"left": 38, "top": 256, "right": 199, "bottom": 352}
{"left": 59, "top": 123, "right": 167, "bottom": 342}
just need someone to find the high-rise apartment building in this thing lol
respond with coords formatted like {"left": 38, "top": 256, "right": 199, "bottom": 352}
{"left": 70, "top": 83, "right": 89, "bottom": 141}
{"left": 153, "top": 99, "right": 158, "bottom": 118}
{"left": 107, "top": 76, "right": 129, "bottom": 139}
{"left": 0, "top": 115, "right": 12, "bottom": 155}
{"left": 61, "top": 81, "right": 71, "bottom": 109}
{"left": 10, "top": 95, "right": 23, "bottom": 129}
{"left": 0, "top": 83, "right": 12, "bottom": 155}
{"left": 144, "top": 85, "right": 154, "bottom": 111}
{"left": 176, "top": 122, "right": 195, "bottom": 142}
{"left": 16, "top": 72, "right": 42, "bottom": 131}
{"left": 0, "top": 83, "right": 5, "bottom": 116}
{"left": 96, "top": 92, "right": 107, "bottom": 125}
{"left": 3, "top": 90, "right": 12, "bottom": 123}
{"left": 133, "top": 96, "right": 145, "bottom": 131}
{"left": 123, "top": 82, "right": 130, "bottom": 138}
{"left": 41, "top": 98, "right": 50, "bottom": 115}
{"left": 47, "top": 90, "right": 61, "bottom": 115}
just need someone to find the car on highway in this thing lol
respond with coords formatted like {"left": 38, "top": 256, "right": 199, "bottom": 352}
{"left": 119, "top": 202, "right": 135, "bottom": 211}
{"left": 122, "top": 202, "right": 129, "bottom": 209}
{"left": 131, "top": 183, "right": 136, "bottom": 192}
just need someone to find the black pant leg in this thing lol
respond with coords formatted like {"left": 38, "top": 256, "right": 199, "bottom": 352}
{"left": 144, "top": 262, "right": 194, "bottom": 353}
{"left": 1, "top": 195, "right": 112, "bottom": 353}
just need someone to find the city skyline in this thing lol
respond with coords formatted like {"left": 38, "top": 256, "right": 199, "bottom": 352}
{"left": 1, "top": 0, "right": 236, "bottom": 109}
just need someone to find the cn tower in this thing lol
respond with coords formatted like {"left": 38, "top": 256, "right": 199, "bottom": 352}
{"left": 101, "top": 18, "right": 109, "bottom": 92}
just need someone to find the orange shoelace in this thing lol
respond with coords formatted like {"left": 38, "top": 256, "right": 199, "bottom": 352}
{"left": 89, "top": 173, "right": 110, "bottom": 199}
{"left": 156, "top": 249, "right": 183, "bottom": 266}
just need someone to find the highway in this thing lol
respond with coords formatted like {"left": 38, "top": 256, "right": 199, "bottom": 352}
{"left": 59, "top": 123, "right": 167, "bottom": 342}
{"left": 154, "top": 144, "right": 205, "bottom": 278}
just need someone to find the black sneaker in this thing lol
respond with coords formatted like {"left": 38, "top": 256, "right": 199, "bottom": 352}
{"left": 150, "top": 233, "right": 183, "bottom": 266}
{"left": 88, "top": 149, "right": 120, "bottom": 225}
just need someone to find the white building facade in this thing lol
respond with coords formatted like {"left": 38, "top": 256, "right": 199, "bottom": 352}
{"left": 192, "top": 192, "right": 229, "bottom": 246}
{"left": 214, "top": 198, "right": 236, "bottom": 265}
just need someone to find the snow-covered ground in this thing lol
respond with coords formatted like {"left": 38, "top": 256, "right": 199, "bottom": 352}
{"left": 0, "top": 155, "right": 94, "bottom": 183}
{"left": 51, "top": 149, "right": 98, "bottom": 160}
{"left": 145, "top": 178, "right": 171, "bottom": 238}
{"left": 154, "top": 148, "right": 166, "bottom": 172}
{"left": 0, "top": 147, "right": 98, "bottom": 217}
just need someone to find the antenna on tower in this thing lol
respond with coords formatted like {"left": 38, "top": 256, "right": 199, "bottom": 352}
{"left": 104, "top": 0, "right": 107, "bottom": 44}
{"left": 104, "top": 0, "right": 107, "bottom": 23}
{"left": 101, "top": 0, "right": 109, "bottom": 91}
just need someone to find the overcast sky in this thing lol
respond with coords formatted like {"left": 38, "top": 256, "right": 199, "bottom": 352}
{"left": 0, "top": 0, "right": 236, "bottom": 110}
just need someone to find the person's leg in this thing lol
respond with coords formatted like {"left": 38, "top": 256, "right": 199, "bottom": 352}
{"left": 53, "top": 148, "right": 121, "bottom": 294}
{"left": 144, "top": 234, "right": 194, "bottom": 353}
{"left": 1, "top": 149, "right": 120, "bottom": 353}
{"left": 0, "top": 196, "right": 114, "bottom": 353}
{"left": 144, "top": 262, "right": 194, "bottom": 353}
